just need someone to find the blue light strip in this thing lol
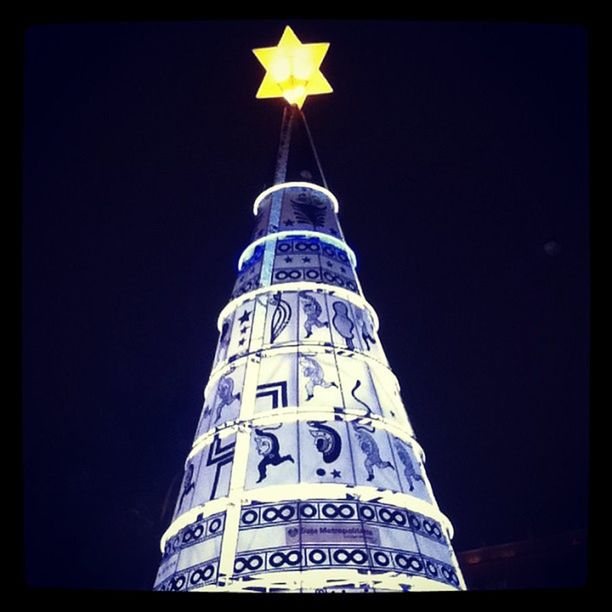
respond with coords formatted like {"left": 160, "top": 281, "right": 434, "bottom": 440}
{"left": 238, "top": 230, "right": 358, "bottom": 271}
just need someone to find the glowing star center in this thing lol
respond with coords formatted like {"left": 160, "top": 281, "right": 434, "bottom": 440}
{"left": 253, "top": 26, "right": 333, "bottom": 109}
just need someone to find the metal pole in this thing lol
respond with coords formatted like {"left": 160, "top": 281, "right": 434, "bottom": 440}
{"left": 273, "top": 104, "right": 296, "bottom": 185}
{"left": 299, "top": 108, "right": 329, "bottom": 190}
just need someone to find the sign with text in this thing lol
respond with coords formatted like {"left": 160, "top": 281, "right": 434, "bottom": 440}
{"left": 286, "top": 522, "right": 380, "bottom": 546}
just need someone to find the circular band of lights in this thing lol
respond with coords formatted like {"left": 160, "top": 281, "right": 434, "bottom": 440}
{"left": 252, "top": 181, "right": 340, "bottom": 216}
{"left": 238, "top": 230, "right": 357, "bottom": 271}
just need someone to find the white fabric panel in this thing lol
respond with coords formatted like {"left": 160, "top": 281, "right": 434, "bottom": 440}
{"left": 389, "top": 436, "right": 432, "bottom": 503}
{"left": 244, "top": 423, "right": 299, "bottom": 490}
{"left": 251, "top": 201, "right": 271, "bottom": 241}
{"left": 195, "top": 433, "right": 235, "bottom": 504}
{"left": 415, "top": 535, "right": 453, "bottom": 565}
{"left": 249, "top": 294, "right": 267, "bottom": 350}
{"left": 196, "top": 364, "right": 245, "bottom": 437}
{"left": 352, "top": 305, "right": 387, "bottom": 364}
{"left": 369, "top": 365, "right": 412, "bottom": 431}
{"left": 339, "top": 300, "right": 367, "bottom": 353}
{"left": 226, "top": 298, "right": 257, "bottom": 360}
{"left": 213, "top": 311, "right": 235, "bottom": 368}
{"left": 273, "top": 249, "right": 305, "bottom": 270}
{"left": 254, "top": 353, "right": 297, "bottom": 413}
{"left": 237, "top": 522, "right": 291, "bottom": 553}
{"left": 336, "top": 357, "right": 382, "bottom": 417}
{"left": 232, "top": 253, "right": 263, "bottom": 300}
{"left": 155, "top": 553, "right": 179, "bottom": 586}
{"left": 176, "top": 536, "right": 223, "bottom": 571}
{"left": 296, "top": 289, "right": 332, "bottom": 345}
{"left": 298, "top": 419, "right": 356, "bottom": 486}
{"left": 262, "top": 290, "right": 299, "bottom": 348}
{"left": 279, "top": 188, "right": 335, "bottom": 234}
{"left": 377, "top": 524, "right": 420, "bottom": 553}
{"left": 325, "top": 295, "right": 359, "bottom": 352}
{"left": 174, "top": 433, "right": 236, "bottom": 517}
{"left": 297, "top": 349, "right": 342, "bottom": 406}
{"left": 348, "top": 423, "right": 403, "bottom": 492}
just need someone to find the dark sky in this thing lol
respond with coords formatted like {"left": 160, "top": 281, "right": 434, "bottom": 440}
{"left": 22, "top": 20, "right": 589, "bottom": 590}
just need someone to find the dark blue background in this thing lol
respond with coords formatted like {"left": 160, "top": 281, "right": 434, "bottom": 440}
{"left": 22, "top": 20, "right": 589, "bottom": 589}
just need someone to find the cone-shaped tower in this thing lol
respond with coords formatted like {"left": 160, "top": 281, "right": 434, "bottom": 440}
{"left": 153, "top": 27, "right": 466, "bottom": 593}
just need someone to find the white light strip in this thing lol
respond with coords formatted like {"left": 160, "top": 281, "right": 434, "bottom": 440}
{"left": 237, "top": 230, "right": 357, "bottom": 271}
{"left": 217, "top": 281, "right": 379, "bottom": 333}
{"left": 252, "top": 181, "right": 340, "bottom": 215}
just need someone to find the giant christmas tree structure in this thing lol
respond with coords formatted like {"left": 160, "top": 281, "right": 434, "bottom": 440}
{"left": 153, "top": 26, "right": 466, "bottom": 593}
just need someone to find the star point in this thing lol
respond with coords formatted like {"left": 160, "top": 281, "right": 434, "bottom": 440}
{"left": 253, "top": 26, "right": 333, "bottom": 109}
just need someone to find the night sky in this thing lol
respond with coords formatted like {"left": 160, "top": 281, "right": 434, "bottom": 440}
{"left": 22, "top": 20, "right": 589, "bottom": 590}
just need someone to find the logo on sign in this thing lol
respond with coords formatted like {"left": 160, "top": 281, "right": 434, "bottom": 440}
{"left": 285, "top": 522, "right": 380, "bottom": 545}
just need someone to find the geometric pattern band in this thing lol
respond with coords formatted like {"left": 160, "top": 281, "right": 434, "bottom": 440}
{"left": 155, "top": 500, "right": 460, "bottom": 591}
{"left": 235, "top": 499, "right": 460, "bottom": 588}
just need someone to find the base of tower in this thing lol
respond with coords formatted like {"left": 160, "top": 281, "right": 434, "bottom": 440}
{"left": 180, "top": 569, "right": 461, "bottom": 592}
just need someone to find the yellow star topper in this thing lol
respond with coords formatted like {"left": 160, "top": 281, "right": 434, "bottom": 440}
{"left": 253, "top": 26, "right": 333, "bottom": 109}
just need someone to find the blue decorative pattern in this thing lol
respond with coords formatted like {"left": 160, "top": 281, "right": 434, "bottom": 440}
{"left": 232, "top": 245, "right": 264, "bottom": 298}
{"left": 155, "top": 558, "right": 221, "bottom": 591}
{"left": 231, "top": 234, "right": 359, "bottom": 300}
{"left": 161, "top": 511, "right": 226, "bottom": 561}
{"left": 234, "top": 499, "right": 459, "bottom": 588}
{"left": 154, "top": 511, "right": 226, "bottom": 591}
{"left": 272, "top": 236, "right": 358, "bottom": 293}
{"left": 250, "top": 186, "right": 342, "bottom": 242}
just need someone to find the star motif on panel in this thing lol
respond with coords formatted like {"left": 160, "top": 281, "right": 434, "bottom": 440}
{"left": 302, "top": 256, "right": 311, "bottom": 263}
{"left": 284, "top": 256, "right": 293, "bottom": 263}
{"left": 238, "top": 310, "right": 251, "bottom": 324}
{"left": 252, "top": 26, "right": 333, "bottom": 109}
{"left": 331, "top": 469, "right": 341, "bottom": 478}
{"left": 284, "top": 219, "right": 295, "bottom": 226}
{"left": 240, "top": 326, "right": 248, "bottom": 335}
{"left": 238, "top": 338, "right": 246, "bottom": 346}
{"left": 326, "top": 261, "right": 333, "bottom": 267}
{"left": 329, "top": 228, "right": 338, "bottom": 236}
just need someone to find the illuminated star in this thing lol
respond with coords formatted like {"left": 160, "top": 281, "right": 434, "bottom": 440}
{"left": 253, "top": 25, "right": 333, "bottom": 109}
